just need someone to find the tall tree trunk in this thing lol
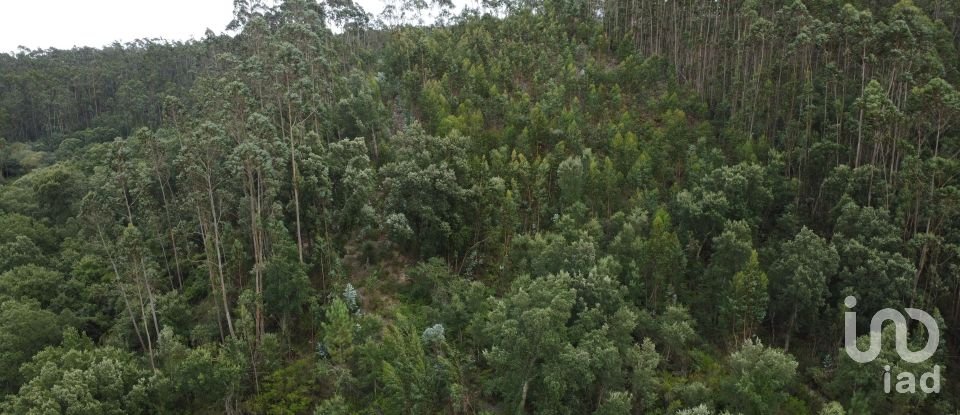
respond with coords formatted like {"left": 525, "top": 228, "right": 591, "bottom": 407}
{"left": 96, "top": 225, "right": 148, "bottom": 358}
{"left": 206, "top": 175, "right": 236, "bottom": 338}
{"left": 517, "top": 378, "right": 530, "bottom": 415}
{"left": 288, "top": 101, "right": 305, "bottom": 263}
{"left": 785, "top": 304, "right": 797, "bottom": 352}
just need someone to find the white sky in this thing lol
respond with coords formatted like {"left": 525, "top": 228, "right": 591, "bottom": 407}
{"left": 0, "top": 0, "right": 469, "bottom": 54}
{"left": 0, "top": 0, "right": 236, "bottom": 53}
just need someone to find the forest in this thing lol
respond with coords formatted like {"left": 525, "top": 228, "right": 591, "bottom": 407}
{"left": 0, "top": 0, "right": 959, "bottom": 413}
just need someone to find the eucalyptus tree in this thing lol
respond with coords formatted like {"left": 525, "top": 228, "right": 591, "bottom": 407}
{"left": 326, "top": 137, "right": 376, "bottom": 241}
{"left": 380, "top": 124, "right": 471, "bottom": 258}
{"left": 379, "top": 317, "right": 463, "bottom": 414}
{"left": 205, "top": 68, "right": 288, "bottom": 343}
{"left": 79, "top": 140, "right": 167, "bottom": 368}
{"left": 483, "top": 260, "right": 652, "bottom": 414}
{"left": 78, "top": 191, "right": 150, "bottom": 363}
{"left": 770, "top": 227, "right": 839, "bottom": 350}
{"left": 723, "top": 340, "right": 798, "bottom": 415}
{"left": 727, "top": 250, "right": 768, "bottom": 342}
{"left": 0, "top": 299, "right": 61, "bottom": 394}
{"left": 116, "top": 224, "right": 164, "bottom": 366}
{"left": 227, "top": 108, "right": 286, "bottom": 343}
{"left": 641, "top": 207, "right": 684, "bottom": 310}
{"left": 833, "top": 201, "right": 914, "bottom": 316}
{"left": 270, "top": 0, "right": 333, "bottom": 263}
{"left": 0, "top": 137, "right": 6, "bottom": 180}
{"left": 911, "top": 78, "right": 960, "bottom": 158}
{"left": 698, "top": 220, "right": 752, "bottom": 330}
{"left": 136, "top": 127, "right": 185, "bottom": 289}
{"left": 4, "top": 329, "right": 163, "bottom": 414}
{"left": 177, "top": 121, "right": 237, "bottom": 339}
{"left": 482, "top": 273, "right": 576, "bottom": 413}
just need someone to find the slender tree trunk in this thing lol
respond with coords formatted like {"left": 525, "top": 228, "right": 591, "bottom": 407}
{"left": 154, "top": 164, "right": 184, "bottom": 289}
{"left": 517, "top": 378, "right": 530, "bottom": 415}
{"left": 206, "top": 175, "right": 236, "bottom": 338}
{"left": 197, "top": 203, "right": 227, "bottom": 342}
{"left": 140, "top": 256, "right": 162, "bottom": 340}
{"left": 288, "top": 101, "right": 305, "bottom": 264}
{"left": 133, "top": 273, "right": 156, "bottom": 369}
{"left": 96, "top": 225, "right": 147, "bottom": 357}
{"left": 785, "top": 304, "right": 797, "bottom": 352}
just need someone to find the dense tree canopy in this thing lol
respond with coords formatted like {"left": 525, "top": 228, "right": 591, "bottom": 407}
{"left": 1, "top": 0, "right": 959, "bottom": 413}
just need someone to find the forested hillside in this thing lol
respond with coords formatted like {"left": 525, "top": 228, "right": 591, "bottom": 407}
{"left": 1, "top": 0, "right": 959, "bottom": 413}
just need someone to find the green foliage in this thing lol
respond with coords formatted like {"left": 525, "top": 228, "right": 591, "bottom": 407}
{"left": 379, "top": 318, "right": 460, "bottom": 414}
{"left": 593, "top": 391, "right": 632, "bottom": 415}
{"left": 4, "top": 328, "right": 160, "bottom": 414}
{"left": 722, "top": 340, "right": 798, "bottom": 415}
{"left": 263, "top": 231, "right": 312, "bottom": 324}
{"left": 314, "top": 395, "right": 351, "bottom": 415}
{"left": 697, "top": 220, "right": 753, "bottom": 331}
{"left": 322, "top": 298, "right": 355, "bottom": 368}
{"left": 254, "top": 359, "right": 318, "bottom": 415}
{"left": 1, "top": 0, "right": 960, "bottom": 412}
{"left": 833, "top": 201, "right": 914, "bottom": 316}
{"left": 819, "top": 402, "right": 845, "bottom": 415}
{"left": 0, "top": 300, "right": 62, "bottom": 393}
{"left": 157, "top": 327, "right": 242, "bottom": 411}
{"left": 726, "top": 251, "right": 769, "bottom": 341}
{"left": 0, "top": 236, "right": 44, "bottom": 272}
{"left": 828, "top": 323, "right": 944, "bottom": 414}
{"left": 676, "top": 163, "right": 773, "bottom": 238}
{"left": 642, "top": 208, "right": 685, "bottom": 309}
{"left": 656, "top": 305, "right": 698, "bottom": 364}
{"left": 483, "top": 273, "right": 577, "bottom": 413}
{"left": 380, "top": 124, "right": 471, "bottom": 257}
{"left": 0, "top": 213, "right": 54, "bottom": 249}
{"left": 0, "top": 265, "right": 68, "bottom": 310}
{"left": 770, "top": 227, "right": 839, "bottom": 349}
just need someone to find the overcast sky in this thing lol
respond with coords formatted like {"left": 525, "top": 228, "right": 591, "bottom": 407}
{"left": 0, "top": 0, "right": 232, "bottom": 53}
{"left": 0, "top": 0, "right": 404, "bottom": 54}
